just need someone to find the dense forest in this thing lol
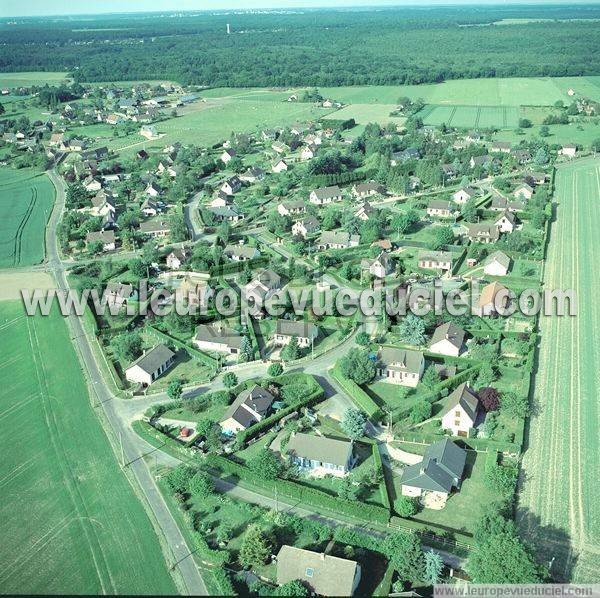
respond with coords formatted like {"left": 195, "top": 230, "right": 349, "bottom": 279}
{"left": 1, "top": 5, "right": 600, "bottom": 87}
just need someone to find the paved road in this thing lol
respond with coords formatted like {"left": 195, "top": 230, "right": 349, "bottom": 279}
{"left": 46, "top": 171, "right": 208, "bottom": 596}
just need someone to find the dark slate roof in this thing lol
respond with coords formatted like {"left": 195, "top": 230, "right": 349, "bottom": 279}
{"left": 128, "top": 344, "right": 175, "bottom": 375}
{"left": 275, "top": 319, "right": 318, "bottom": 339}
{"left": 430, "top": 322, "right": 466, "bottom": 351}
{"left": 442, "top": 383, "right": 480, "bottom": 421}
{"left": 221, "top": 384, "right": 275, "bottom": 429}
{"left": 400, "top": 438, "right": 467, "bottom": 493}
{"left": 286, "top": 433, "right": 353, "bottom": 467}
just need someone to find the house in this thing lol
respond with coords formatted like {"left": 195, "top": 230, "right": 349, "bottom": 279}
{"left": 145, "top": 182, "right": 162, "bottom": 197}
{"left": 272, "top": 159, "right": 288, "bottom": 173}
{"left": 400, "top": 438, "right": 467, "bottom": 508}
{"left": 417, "top": 251, "right": 453, "bottom": 272}
{"left": 141, "top": 197, "right": 161, "bottom": 217}
{"left": 484, "top": 250, "right": 511, "bottom": 276}
{"left": 371, "top": 239, "right": 393, "bottom": 252}
{"left": 210, "top": 190, "right": 233, "bottom": 208}
{"left": 524, "top": 171, "right": 547, "bottom": 186}
{"left": 441, "top": 164, "right": 456, "bottom": 178}
{"left": 292, "top": 216, "right": 320, "bottom": 238}
{"left": 174, "top": 274, "right": 213, "bottom": 307}
{"left": 465, "top": 130, "right": 483, "bottom": 144}
{"left": 352, "top": 182, "right": 385, "bottom": 198}
{"left": 125, "top": 344, "right": 175, "bottom": 387}
{"left": 309, "top": 185, "right": 342, "bottom": 205}
{"left": 300, "top": 144, "right": 317, "bottom": 160}
{"left": 83, "top": 176, "right": 102, "bottom": 193}
{"left": 316, "top": 231, "right": 360, "bottom": 250}
{"left": 512, "top": 149, "right": 531, "bottom": 164}
{"left": 136, "top": 149, "right": 149, "bottom": 160}
{"left": 220, "top": 385, "right": 275, "bottom": 435}
{"left": 429, "top": 322, "right": 466, "bottom": 357}
{"left": 221, "top": 176, "right": 242, "bottom": 196}
{"left": 376, "top": 346, "right": 425, "bottom": 387}
{"left": 466, "top": 223, "right": 500, "bottom": 244}
{"left": 244, "top": 269, "right": 282, "bottom": 309}
{"left": 489, "top": 195, "right": 524, "bottom": 213}
{"left": 166, "top": 249, "right": 189, "bottom": 270}
{"left": 89, "top": 191, "right": 115, "bottom": 219}
{"left": 278, "top": 200, "right": 305, "bottom": 217}
{"left": 193, "top": 322, "right": 243, "bottom": 354}
{"left": 271, "top": 141, "right": 288, "bottom": 154}
{"left": 494, "top": 210, "right": 517, "bottom": 233}
{"left": 261, "top": 129, "right": 277, "bottom": 141}
{"left": 223, "top": 243, "right": 260, "bottom": 261}
{"left": 391, "top": 147, "right": 420, "bottom": 166}
{"left": 140, "top": 125, "right": 159, "bottom": 140}
{"left": 286, "top": 432, "right": 355, "bottom": 477}
{"left": 453, "top": 186, "right": 478, "bottom": 205}
{"left": 220, "top": 148, "right": 236, "bottom": 164}
{"left": 276, "top": 545, "right": 361, "bottom": 597}
{"left": 513, "top": 183, "right": 534, "bottom": 201}
{"left": 140, "top": 220, "right": 170, "bottom": 238}
{"left": 103, "top": 282, "right": 135, "bottom": 308}
{"left": 490, "top": 141, "right": 511, "bottom": 153}
{"left": 361, "top": 252, "right": 392, "bottom": 278}
{"left": 209, "top": 205, "right": 244, "bottom": 223}
{"left": 560, "top": 144, "right": 577, "bottom": 158}
{"left": 273, "top": 319, "right": 318, "bottom": 348}
{"left": 239, "top": 166, "right": 265, "bottom": 183}
{"left": 49, "top": 132, "right": 64, "bottom": 146}
{"left": 354, "top": 202, "right": 373, "bottom": 221}
{"left": 441, "top": 383, "right": 481, "bottom": 436}
{"left": 478, "top": 281, "right": 509, "bottom": 316}
{"left": 427, "top": 200, "right": 455, "bottom": 219}
{"left": 85, "top": 230, "right": 116, "bottom": 252}
{"left": 469, "top": 154, "right": 492, "bottom": 169}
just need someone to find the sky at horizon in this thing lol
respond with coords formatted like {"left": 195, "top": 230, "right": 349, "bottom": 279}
{"left": 2, "top": 0, "right": 599, "bottom": 19}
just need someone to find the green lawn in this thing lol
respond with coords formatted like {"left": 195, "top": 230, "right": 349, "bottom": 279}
{"left": 495, "top": 121, "right": 600, "bottom": 148}
{"left": 0, "top": 301, "right": 176, "bottom": 594}
{"left": 0, "top": 71, "right": 71, "bottom": 88}
{"left": 0, "top": 168, "right": 55, "bottom": 268}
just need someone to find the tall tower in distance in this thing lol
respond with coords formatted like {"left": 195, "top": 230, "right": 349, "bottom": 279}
{"left": 227, "top": 23, "right": 231, "bottom": 35}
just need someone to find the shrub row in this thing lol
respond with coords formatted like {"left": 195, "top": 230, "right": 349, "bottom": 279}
{"left": 203, "top": 454, "right": 390, "bottom": 525}
{"left": 370, "top": 442, "right": 392, "bottom": 511}
{"left": 209, "top": 256, "right": 268, "bottom": 277}
{"left": 330, "top": 365, "right": 381, "bottom": 420}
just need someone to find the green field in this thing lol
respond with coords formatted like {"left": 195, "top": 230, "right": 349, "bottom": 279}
{"left": 419, "top": 104, "right": 520, "bottom": 129}
{"left": 0, "top": 301, "right": 177, "bottom": 594}
{"left": 495, "top": 122, "right": 600, "bottom": 147}
{"left": 0, "top": 169, "right": 55, "bottom": 268}
{"left": 0, "top": 72, "right": 71, "bottom": 88}
{"left": 323, "top": 103, "right": 406, "bottom": 126}
{"left": 518, "top": 158, "right": 600, "bottom": 583}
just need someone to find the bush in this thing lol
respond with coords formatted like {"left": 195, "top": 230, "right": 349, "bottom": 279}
{"left": 267, "top": 362, "right": 284, "bottom": 377}
{"left": 395, "top": 496, "right": 418, "bottom": 517}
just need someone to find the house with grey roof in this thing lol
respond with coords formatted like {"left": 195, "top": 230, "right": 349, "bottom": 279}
{"left": 125, "top": 344, "right": 175, "bottom": 386}
{"left": 441, "top": 383, "right": 481, "bottom": 436}
{"left": 429, "top": 322, "right": 466, "bottom": 357}
{"left": 377, "top": 346, "right": 425, "bottom": 387}
{"left": 361, "top": 252, "right": 392, "bottom": 279}
{"left": 484, "top": 250, "right": 511, "bottom": 277}
{"left": 103, "top": 282, "right": 135, "bottom": 308}
{"left": 309, "top": 185, "right": 342, "bottom": 205}
{"left": 352, "top": 181, "right": 385, "bottom": 198}
{"left": 223, "top": 243, "right": 259, "bottom": 261}
{"left": 292, "top": 216, "right": 320, "bottom": 239}
{"left": 273, "top": 319, "right": 318, "bottom": 348}
{"left": 316, "top": 230, "right": 360, "bottom": 250}
{"left": 417, "top": 251, "right": 453, "bottom": 272}
{"left": 427, "top": 199, "right": 455, "bottom": 219}
{"left": 193, "top": 322, "right": 243, "bottom": 355}
{"left": 85, "top": 230, "right": 116, "bottom": 252}
{"left": 400, "top": 438, "right": 467, "bottom": 508}
{"left": 466, "top": 222, "right": 500, "bottom": 244}
{"left": 277, "top": 199, "right": 306, "bottom": 217}
{"left": 494, "top": 210, "right": 517, "bottom": 233}
{"left": 286, "top": 432, "right": 355, "bottom": 477}
{"left": 453, "top": 186, "right": 479, "bottom": 204}
{"left": 276, "top": 545, "right": 361, "bottom": 597}
{"left": 219, "top": 385, "right": 275, "bottom": 436}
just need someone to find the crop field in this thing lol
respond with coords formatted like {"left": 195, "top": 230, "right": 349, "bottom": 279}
{"left": 0, "top": 299, "right": 177, "bottom": 594}
{"left": 0, "top": 71, "right": 71, "bottom": 88}
{"left": 0, "top": 169, "right": 55, "bottom": 268}
{"left": 322, "top": 103, "right": 406, "bottom": 126}
{"left": 320, "top": 76, "right": 600, "bottom": 107}
{"left": 518, "top": 158, "right": 600, "bottom": 583}
{"left": 419, "top": 104, "right": 520, "bottom": 129}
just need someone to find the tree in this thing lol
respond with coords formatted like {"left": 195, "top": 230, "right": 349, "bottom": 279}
{"left": 223, "top": 372, "right": 238, "bottom": 389}
{"left": 500, "top": 391, "right": 530, "bottom": 419}
{"left": 421, "top": 365, "right": 440, "bottom": 390}
{"left": 339, "top": 348, "right": 376, "bottom": 385}
{"left": 592, "top": 138, "right": 600, "bottom": 153}
{"left": 518, "top": 118, "right": 532, "bottom": 128}
{"left": 239, "top": 335, "right": 253, "bottom": 362}
{"left": 539, "top": 125, "right": 550, "bottom": 138}
{"left": 267, "top": 362, "right": 283, "bottom": 377}
{"left": 167, "top": 378, "right": 183, "bottom": 402}
{"left": 248, "top": 449, "right": 282, "bottom": 480}
{"left": 395, "top": 495, "right": 417, "bottom": 517}
{"left": 461, "top": 198, "right": 478, "bottom": 223}
{"left": 383, "top": 531, "right": 426, "bottom": 583}
{"left": 398, "top": 314, "right": 426, "bottom": 346}
{"left": 239, "top": 524, "right": 271, "bottom": 568}
{"left": 355, "top": 331, "right": 370, "bottom": 346}
{"left": 169, "top": 212, "right": 188, "bottom": 243}
{"left": 410, "top": 400, "right": 432, "bottom": 424}
{"left": 391, "top": 210, "right": 419, "bottom": 235}
{"left": 280, "top": 336, "right": 300, "bottom": 362}
{"left": 112, "top": 332, "right": 143, "bottom": 362}
{"left": 424, "top": 550, "right": 444, "bottom": 584}
{"left": 188, "top": 471, "right": 214, "bottom": 498}
{"left": 476, "top": 362, "right": 496, "bottom": 388}
{"left": 274, "top": 580, "right": 309, "bottom": 597}
{"left": 340, "top": 409, "right": 367, "bottom": 440}
{"left": 534, "top": 147, "right": 548, "bottom": 165}
{"left": 431, "top": 226, "right": 454, "bottom": 251}
{"left": 485, "top": 460, "right": 518, "bottom": 497}
{"left": 478, "top": 387, "right": 500, "bottom": 412}
{"left": 466, "top": 509, "right": 544, "bottom": 583}
{"left": 164, "top": 465, "right": 195, "bottom": 494}
{"left": 336, "top": 475, "right": 359, "bottom": 500}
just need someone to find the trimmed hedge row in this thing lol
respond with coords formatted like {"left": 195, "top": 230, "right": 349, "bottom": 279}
{"left": 209, "top": 256, "right": 268, "bottom": 277}
{"left": 330, "top": 365, "right": 381, "bottom": 420}
{"left": 203, "top": 454, "right": 391, "bottom": 525}
{"left": 371, "top": 442, "right": 392, "bottom": 511}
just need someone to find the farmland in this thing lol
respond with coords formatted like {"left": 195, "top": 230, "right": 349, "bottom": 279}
{"left": 0, "top": 71, "right": 70, "bottom": 88}
{"left": 518, "top": 158, "right": 600, "bottom": 583}
{"left": 322, "top": 103, "right": 406, "bottom": 126}
{"left": 0, "top": 169, "right": 55, "bottom": 268}
{"left": 419, "top": 104, "right": 521, "bottom": 129}
{"left": 0, "top": 298, "right": 177, "bottom": 594}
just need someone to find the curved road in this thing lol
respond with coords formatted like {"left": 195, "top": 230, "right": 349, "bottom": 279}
{"left": 46, "top": 171, "right": 208, "bottom": 596}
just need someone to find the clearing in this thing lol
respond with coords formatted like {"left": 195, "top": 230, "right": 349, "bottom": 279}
{"left": 518, "top": 158, "right": 600, "bottom": 583}
{"left": 0, "top": 168, "right": 55, "bottom": 268}
{"left": 0, "top": 72, "right": 71, "bottom": 88}
{"left": 0, "top": 300, "right": 177, "bottom": 594}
